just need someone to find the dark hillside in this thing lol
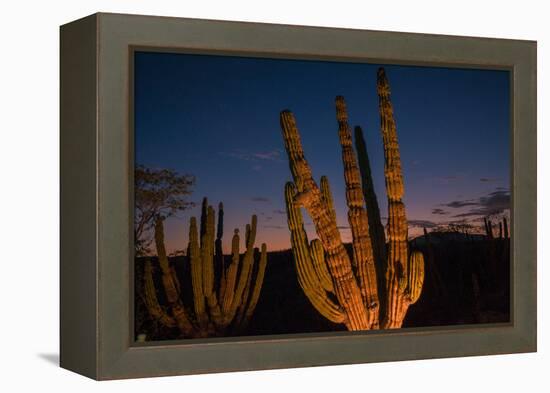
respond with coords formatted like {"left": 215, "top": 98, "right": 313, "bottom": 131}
{"left": 135, "top": 232, "right": 509, "bottom": 341}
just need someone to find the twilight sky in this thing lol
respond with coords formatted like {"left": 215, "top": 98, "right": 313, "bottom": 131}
{"left": 134, "top": 51, "right": 510, "bottom": 254}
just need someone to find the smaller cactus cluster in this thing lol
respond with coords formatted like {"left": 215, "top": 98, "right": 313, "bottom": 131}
{"left": 143, "top": 198, "right": 268, "bottom": 338}
{"left": 484, "top": 216, "right": 509, "bottom": 239}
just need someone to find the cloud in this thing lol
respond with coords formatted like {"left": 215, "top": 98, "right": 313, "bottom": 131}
{"left": 431, "top": 208, "right": 448, "bottom": 215}
{"left": 447, "top": 218, "right": 470, "bottom": 225}
{"left": 251, "top": 197, "right": 271, "bottom": 203}
{"left": 252, "top": 150, "right": 282, "bottom": 160}
{"left": 273, "top": 209, "right": 286, "bottom": 215}
{"left": 442, "top": 200, "right": 478, "bottom": 208}
{"left": 479, "top": 177, "right": 501, "bottom": 182}
{"left": 220, "top": 149, "right": 284, "bottom": 162}
{"left": 450, "top": 189, "right": 511, "bottom": 218}
{"left": 408, "top": 219, "right": 438, "bottom": 228}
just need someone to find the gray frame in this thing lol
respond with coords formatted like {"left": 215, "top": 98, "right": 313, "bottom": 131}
{"left": 60, "top": 12, "right": 536, "bottom": 380}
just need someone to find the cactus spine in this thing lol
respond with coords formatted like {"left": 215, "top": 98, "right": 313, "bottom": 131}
{"left": 143, "top": 198, "right": 268, "bottom": 338}
{"left": 281, "top": 67, "right": 424, "bottom": 330}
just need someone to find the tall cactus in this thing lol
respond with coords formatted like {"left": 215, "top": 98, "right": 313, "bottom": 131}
{"left": 354, "top": 125, "right": 387, "bottom": 301}
{"left": 143, "top": 198, "right": 268, "bottom": 338}
{"left": 281, "top": 67, "right": 424, "bottom": 330}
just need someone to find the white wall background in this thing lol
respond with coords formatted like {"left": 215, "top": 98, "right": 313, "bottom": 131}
{"left": 0, "top": 0, "right": 546, "bottom": 390}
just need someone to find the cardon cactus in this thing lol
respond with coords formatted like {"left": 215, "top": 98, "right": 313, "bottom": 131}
{"left": 143, "top": 198, "right": 268, "bottom": 338}
{"left": 281, "top": 67, "right": 424, "bottom": 330}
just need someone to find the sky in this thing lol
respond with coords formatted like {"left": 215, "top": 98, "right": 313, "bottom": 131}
{"left": 134, "top": 51, "right": 510, "bottom": 254}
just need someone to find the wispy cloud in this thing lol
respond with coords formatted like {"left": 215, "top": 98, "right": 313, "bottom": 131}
{"left": 220, "top": 148, "right": 284, "bottom": 162}
{"left": 441, "top": 200, "right": 478, "bottom": 208}
{"left": 479, "top": 177, "right": 501, "bottom": 182}
{"left": 253, "top": 150, "right": 282, "bottom": 160}
{"left": 440, "top": 188, "right": 511, "bottom": 218}
{"left": 273, "top": 209, "right": 286, "bottom": 215}
{"left": 431, "top": 208, "right": 448, "bottom": 215}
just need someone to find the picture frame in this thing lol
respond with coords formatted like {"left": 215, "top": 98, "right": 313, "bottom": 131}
{"left": 60, "top": 12, "right": 536, "bottom": 380}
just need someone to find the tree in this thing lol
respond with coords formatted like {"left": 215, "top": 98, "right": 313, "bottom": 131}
{"left": 134, "top": 165, "right": 195, "bottom": 256}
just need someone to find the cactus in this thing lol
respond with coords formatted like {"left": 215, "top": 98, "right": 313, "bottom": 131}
{"left": 281, "top": 67, "right": 424, "bottom": 330}
{"left": 143, "top": 198, "right": 268, "bottom": 338}
{"left": 484, "top": 217, "right": 494, "bottom": 239}
{"left": 503, "top": 216, "right": 509, "bottom": 239}
{"left": 354, "top": 125, "right": 386, "bottom": 293}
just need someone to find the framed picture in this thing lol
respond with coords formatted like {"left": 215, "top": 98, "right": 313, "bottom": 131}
{"left": 60, "top": 13, "right": 536, "bottom": 380}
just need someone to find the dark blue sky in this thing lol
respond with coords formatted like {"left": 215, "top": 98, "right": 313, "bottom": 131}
{"left": 135, "top": 51, "right": 510, "bottom": 252}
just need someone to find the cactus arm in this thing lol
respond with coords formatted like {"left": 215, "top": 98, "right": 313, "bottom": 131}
{"left": 143, "top": 260, "right": 176, "bottom": 328}
{"left": 221, "top": 229, "right": 240, "bottom": 316}
{"left": 335, "top": 96, "right": 380, "bottom": 328}
{"left": 203, "top": 206, "right": 224, "bottom": 329}
{"left": 240, "top": 243, "right": 268, "bottom": 327}
{"left": 354, "top": 125, "right": 387, "bottom": 272}
{"left": 407, "top": 251, "right": 425, "bottom": 304}
{"left": 309, "top": 239, "right": 334, "bottom": 293}
{"left": 227, "top": 215, "right": 258, "bottom": 321}
{"left": 154, "top": 218, "right": 179, "bottom": 301}
{"left": 281, "top": 110, "right": 369, "bottom": 330}
{"left": 245, "top": 223, "right": 251, "bottom": 247}
{"left": 320, "top": 176, "right": 337, "bottom": 224}
{"left": 234, "top": 247, "right": 256, "bottom": 326}
{"left": 201, "top": 206, "right": 216, "bottom": 297}
{"left": 376, "top": 68, "right": 413, "bottom": 329}
{"left": 153, "top": 218, "right": 195, "bottom": 336}
{"left": 188, "top": 217, "right": 208, "bottom": 329}
{"left": 206, "top": 293, "right": 224, "bottom": 330}
{"left": 503, "top": 217, "right": 509, "bottom": 239}
{"left": 219, "top": 270, "right": 227, "bottom": 308}
{"left": 285, "top": 182, "right": 346, "bottom": 324}
{"left": 200, "top": 197, "right": 208, "bottom": 242}
{"left": 216, "top": 202, "right": 227, "bottom": 300}
{"left": 488, "top": 219, "right": 494, "bottom": 238}
{"left": 487, "top": 219, "right": 494, "bottom": 239}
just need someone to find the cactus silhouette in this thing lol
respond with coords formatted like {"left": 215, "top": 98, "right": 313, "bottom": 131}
{"left": 143, "top": 198, "right": 267, "bottom": 338}
{"left": 281, "top": 67, "right": 424, "bottom": 330}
